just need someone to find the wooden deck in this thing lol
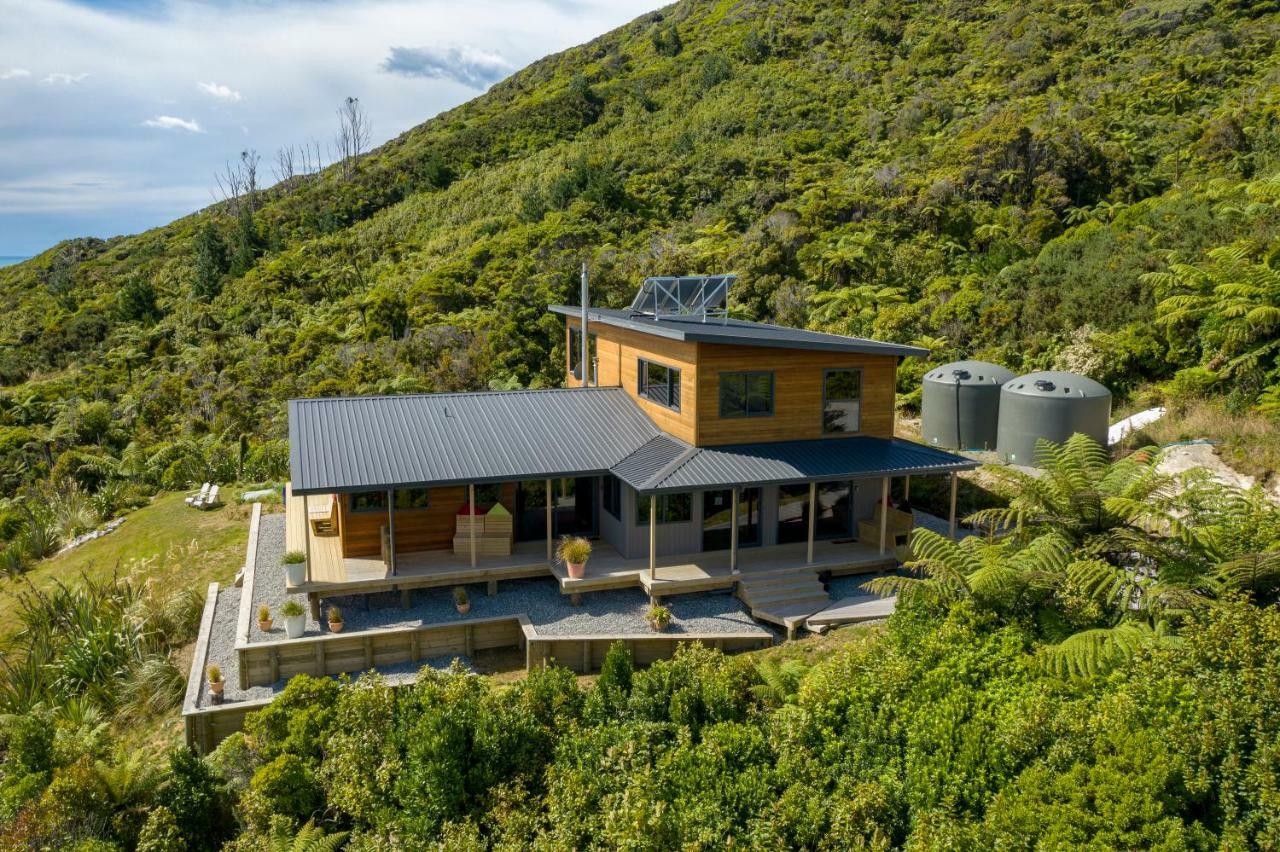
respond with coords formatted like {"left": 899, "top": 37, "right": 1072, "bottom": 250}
{"left": 550, "top": 539, "right": 897, "bottom": 599}
{"left": 286, "top": 485, "right": 897, "bottom": 599}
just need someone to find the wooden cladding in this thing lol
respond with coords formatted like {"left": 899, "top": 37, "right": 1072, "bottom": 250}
{"left": 565, "top": 318, "right": 699, "bottom": 444}
{"left": 338, "top": 483, "right": 516, "bottom": 558}
{"left": 564, "top": 319, "right": 897, "bottom": 446}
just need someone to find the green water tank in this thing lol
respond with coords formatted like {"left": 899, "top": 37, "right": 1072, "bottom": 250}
{"left": 921, "top": 361, "right": 1015, "bottom": 451}
{"left": 996, "top": 371, "right": 1112, "bottom": 466}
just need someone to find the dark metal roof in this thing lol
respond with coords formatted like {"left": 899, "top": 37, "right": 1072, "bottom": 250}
{"left": 636, "top": 436, "right": 978, "bottom": 494}
{"left": 288, "top": 387, "right": 661, "bottom": 495}
{"left": 549, "top": 305, "right": 927, "bottom": 358}
{"left": 609, "top": 434, "right": 692, "bottom": 490}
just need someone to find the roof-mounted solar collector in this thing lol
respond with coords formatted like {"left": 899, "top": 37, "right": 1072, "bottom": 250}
{"left": 629, "top": 274, "right": 734, "bottom": 323}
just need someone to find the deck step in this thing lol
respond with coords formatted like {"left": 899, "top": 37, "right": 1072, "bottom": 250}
{"left": 737, "top": 568, "right": 830, "bottom": 628}
{"left": 741, "top": 583, "right": 829, "bottom": 606}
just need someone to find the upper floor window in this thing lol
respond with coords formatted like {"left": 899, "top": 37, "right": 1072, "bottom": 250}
{"left": 568, "top": 328, "right": 597, "bottom": 383}
{"left": 719, "top": 371, "right": 774, "bottom": 418}
{"left": 823, "top": 369, "right": 862, "bottom": 433}
{"left": 638, "top": 358, "right": 681, "bottom": 411}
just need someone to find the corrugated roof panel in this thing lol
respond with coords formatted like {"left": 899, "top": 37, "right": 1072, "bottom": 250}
{"left": 645, "top": 437, "right": 977, "bottom": 493}
{"left": 610, "top": 435, "right": 690, "bottom": 490}
{"left": 549, "top": 306, "right": 927, "bottom": 358}
{"left": 289, "top": 387, "right": 661, "bottom": 494}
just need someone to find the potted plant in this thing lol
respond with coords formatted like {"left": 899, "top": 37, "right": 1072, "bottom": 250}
{"left": 257, "top": 604, "right": 273, "bottom": 632}
{"left": 453, "top": 586, "right": 470, "bottom": 615}
{"left": 282, "top": 550, "right": 307, "bottom": 587}
{"left": 647, "top": 604, "right": 672, "bottom": 632}
{"left": 281, "top": 599, "right": 306, "bottom": 638}
{"left": 556, "top": 536, "right": 592, "bottom": 579}
{"left": 207, "top": 664, "right": 224, "bottom": 699}
{"left": 327, "top": 605, "right": 344, "bottom": 633}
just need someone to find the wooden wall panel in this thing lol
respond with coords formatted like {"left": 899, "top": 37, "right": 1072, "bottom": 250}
{"left": 695, "top": 344, "right": 898, "bottom": 445}
{"left": 564, "top": 318, "right": 699, "bottom": 444}
{"left": 340, "top": 483, "right": 516, "bottom": 558}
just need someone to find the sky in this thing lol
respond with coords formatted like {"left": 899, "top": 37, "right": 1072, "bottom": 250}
{"left": 0, "top": 0, "right": 662, "bottom": 257}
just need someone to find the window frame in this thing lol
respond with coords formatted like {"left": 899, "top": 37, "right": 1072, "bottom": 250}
{"left": 602, "top": 475, "right": 622, "bottom": 521}
{"left": 637, "top": 357, "right": 682, "bottom": 412}
{"left": 393, "top": 487, "right": 431, "bottom": 510}
{"left": 718, "top": 370, "right": 775, "bottom": 419}
{"left": 636, "top": 492, "right": 693, "bottom": 526}
{"left": 821, "top": 368, "right": 863, "bottom": 434}
{"left": 348, "top": 491, "right": 388, "bottom": 513}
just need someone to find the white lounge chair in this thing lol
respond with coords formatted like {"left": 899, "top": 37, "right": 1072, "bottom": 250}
{"left": 186, "top": 482, "right": 211, "bottom": 507}
{"left": 199, "top": 484, "right": 220, "bottom": 510}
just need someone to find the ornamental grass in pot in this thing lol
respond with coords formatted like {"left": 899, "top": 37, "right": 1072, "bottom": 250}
{"left": 257, "top": 604, "right": 273, "bottom": 632}
{"left": 556, "top": 536, "right": 592, "bottom": 579}
{"left": 282, "top": 550, "right": 307, "bottom": 587}
{"left": 327, "top": 605, "right": 344, "bottom": 633}
{"left": 281, "top": 599, "right": 306, "bottom": 638}
{"left": 453, "top": 586, "right": 470, "bottom": 615}
{"left": 207, "top": 664, "right": 224, "bottom": 699}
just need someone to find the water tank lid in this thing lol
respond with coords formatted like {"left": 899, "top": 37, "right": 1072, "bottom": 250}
{"left": 925, "top": 360, "right": 1015, "bottom": 386}
{"left": 1004, "top": 370, "right": 1111, "bottom": 398}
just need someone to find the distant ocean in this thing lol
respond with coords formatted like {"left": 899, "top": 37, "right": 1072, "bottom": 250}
{"left": 0, "top": 256, "right": 30, "bottom": 267}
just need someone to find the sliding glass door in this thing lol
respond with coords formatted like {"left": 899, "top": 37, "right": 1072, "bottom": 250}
{"left": 702, "top": 488, "right": 760, "bottom": 551}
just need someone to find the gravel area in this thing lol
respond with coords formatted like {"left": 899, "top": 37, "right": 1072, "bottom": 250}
{"left": 244, "top": 513, "right": 771, "bottom": 642}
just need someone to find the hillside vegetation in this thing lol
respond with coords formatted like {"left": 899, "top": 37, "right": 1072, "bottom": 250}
{"left": 4, "top": 0, "right": 1280, "bottom": 537}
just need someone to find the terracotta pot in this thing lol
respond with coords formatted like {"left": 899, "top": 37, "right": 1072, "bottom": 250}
{"left": 649, "top": 620, "right": 668, "bottom": 633}
{"left": 567, "top": 561, "right": 586, "bottom": 579}
{"left": 456, "top": 602, "right": 471, "bottom": 615}
{"left": 328, "top": 620, "right": 344, "bottom": 633}
{"left": 258, "top": 619, "right": 273, "bottom": 632}
{"left": 209, "top": 679, "right": 224, "bottom": 696}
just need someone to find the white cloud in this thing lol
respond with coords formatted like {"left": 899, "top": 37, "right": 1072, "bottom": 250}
{"left": 0, "top": 67, "right": 30, "bottom": 80}
{"left": 143, "top": 115, "right": 203, "bottom": 132}
{"left": 42, "top": 71, "right": 89, "bottom": 85}
{"left": 197, "top": 81, "right": 241, "bottom": 102}
{"left": 0, "top": 0, "right": 664, "bottom": 253}
{"left": 380, "top": 44, "right": 512, "bottom": 89}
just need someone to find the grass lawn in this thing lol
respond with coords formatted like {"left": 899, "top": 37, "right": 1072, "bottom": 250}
{"left": 0, "top": 491, "right": 252, "bottom": 638}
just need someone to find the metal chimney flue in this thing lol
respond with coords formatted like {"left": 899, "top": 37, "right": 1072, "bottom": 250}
{"left": 579, "top": 263, "right": 589, "bottom": 386}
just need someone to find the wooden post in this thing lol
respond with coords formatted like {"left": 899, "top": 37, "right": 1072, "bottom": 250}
{"left": 904, "top": 474, "right": 911, "bottom": 503}
{"left": 469, "top": 483, "right": 477, "bottom": 569}
{"left": 302, "top": 494, "right": 311, "bottom": 582}
{"left": 729, "top": 487, "right": 739, "bottom": 575}
{"left": 387, "top": 489, "right": 396, "bottom": 576}
{"left": 949, "top": 472, "right": 959, "bottom": 540}
{"left": 879, "top": 477, "right": 890, "bottom": 556}
{"left": 806, "top": 481, "right": 816, "bottom": 564}
{"left": 545, "top": 478, "right": 553, "bottom": 561}
{"left": 649, "top": 495, "right": 657, "bottom": 581}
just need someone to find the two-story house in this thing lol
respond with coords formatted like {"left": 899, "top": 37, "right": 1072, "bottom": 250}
{"left": 284, "top": 276, "right": 974, "bottom": 624}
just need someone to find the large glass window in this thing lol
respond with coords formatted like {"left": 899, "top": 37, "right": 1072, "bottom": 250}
{"left": 719, "top": 371, "right": 774, "bottom": 418}
{"left": 602, "top": 475, "right": 622, "bottom": 520}
{"left": 474, "top": 483, "right": 502, "bottom": 507}
{"left": 394, "top": 488, "right": 431, "bottom": 510}
{"left": 638, "top": 358, "right": 681, "bottom": 410}
{"left": 776, "top": 484, "right": 810, "bottom": 544}
{"left": 349, "top": 491, "right": 387, "bottom": 513}
{"left": 815, "top": 481, "right": 854, "bottom": 538}
{"left": 636, "top": 492, "right": 692, "bottom": 525}
{"left": 823, "top": 369, "right": 862, "bottom": 433}
{"left": 702, "top": 487, "right": 761, "bottom": 551}
{"left": 569, "top": 328, "right": 597, "bottom": 382}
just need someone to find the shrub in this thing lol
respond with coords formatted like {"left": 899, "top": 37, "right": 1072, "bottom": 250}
{"left": 248, "top": 754, "right": 321, "bottom": 826}
{"left": 646, "top": 605, "right": 671, "bottom": 630}
{"left": 135, "top": 806, "right": 183, "bottom": 852}
{"left": 156, "top": 749, "right": 229, "bottom": 852}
